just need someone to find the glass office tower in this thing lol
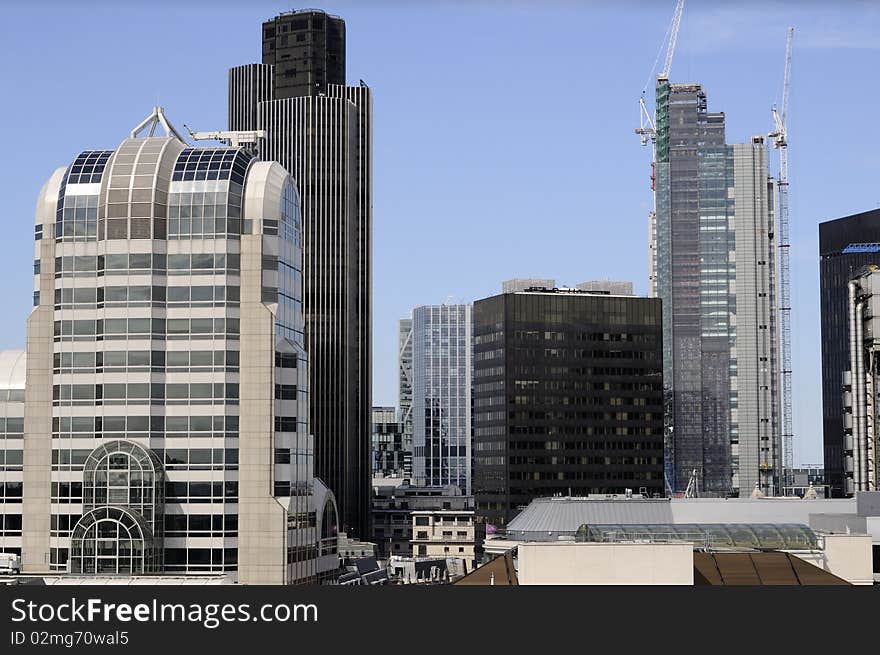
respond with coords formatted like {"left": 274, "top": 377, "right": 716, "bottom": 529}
{"left": 228, "top": 8, "right": 372, "bottom": 538}
{"left": 653, "top": 79, "right": 780, "bottom": 496}
{"left": 411, "top": 304, "right": 472, "bottom": 493}
{"left": 13, "top": 109, "right": 338, "bottom": 584}
{"left": 472, "top": 289, "right": 665, "bottom": 527}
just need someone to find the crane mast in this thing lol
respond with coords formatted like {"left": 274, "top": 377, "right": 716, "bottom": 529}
{"left": 634, "top": 0, "right": 685, "bottom": 151}
{"left": 769, "top": 28, "right": 794, "bottom": 488}
{"left": 661, "top": 0, "right": 685, "bottom": 79}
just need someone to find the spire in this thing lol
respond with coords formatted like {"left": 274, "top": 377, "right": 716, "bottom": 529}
{"left": 130, "top": 106, "right": 185, "bottom": 142}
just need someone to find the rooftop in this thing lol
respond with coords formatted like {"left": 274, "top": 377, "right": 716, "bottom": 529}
{"left": 504, "top": 495, "right": 859, "bottom": 539}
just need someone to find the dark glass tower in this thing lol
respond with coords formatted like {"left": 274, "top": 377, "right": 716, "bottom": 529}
{"left": 472, "top": 289, "right": 665, "bottom": 527}
{"left": 819, "top": 209, "right": 880, "bottom": 497}
{"left": 261, "top": 10, "right": 346, "bottom": 99}
{"left": 229, "top": 9, "right": 372, "bottom": 538}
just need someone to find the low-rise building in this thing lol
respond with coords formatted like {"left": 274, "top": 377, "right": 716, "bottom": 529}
{"left": 337, "top": 532, "right": 376, "bottom": 562}
{"left": 411, "top": 509, "right": 482, "bottom": 567}
{"left": 482, "top": 492, "right": 880, "bottom": 584}
{"left": 371, "top": 482, "right": 473, "bottom": 560}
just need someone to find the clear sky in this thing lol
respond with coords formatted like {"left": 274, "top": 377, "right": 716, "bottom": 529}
{"left": 1, "top": 0, "right": 878, "bottom": 466}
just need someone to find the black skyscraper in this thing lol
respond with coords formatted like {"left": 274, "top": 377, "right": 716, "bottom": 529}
{"left": 261, "top": 10, "right": 346, "bottom": 99}
{"left": 229, "top": 9, "right": 372, "bottom": 537}
{"left": 819, "top": 209, "right": 880, "bottom": 497}
{"left": 472, "top": 288, "right": 665, "bottom": 527}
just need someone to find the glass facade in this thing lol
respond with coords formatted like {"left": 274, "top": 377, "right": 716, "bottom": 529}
{"left": 576, "top": 523, "right": 818, "bottom": 550}
{"left": 168, "top": 148, "right": 251, "bottom": 239}
{"left": 412, "top": 304, "right": 472, "bottom": 493}
{"left": 69, "top": 506, "right": 159, "bottom": 575}
{"left": 653, "top": 80, "right": 780, "bottom": 496}
{"left": 261, "top": 9, "right": 346, "bottom": 100}
{"left": 473, "top": 291, "right": 665, "bottom": 527}
{"left": 371, "top": 406, "right": 407, "bottom": 478}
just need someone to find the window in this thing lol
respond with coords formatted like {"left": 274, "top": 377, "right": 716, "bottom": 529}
{"left": 69, "top": 507, "right": 158, "bottom": 575}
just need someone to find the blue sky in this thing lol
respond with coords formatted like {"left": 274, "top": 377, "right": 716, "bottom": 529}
{"left": 1, "top": 1, "right": 878, "bottom": 466}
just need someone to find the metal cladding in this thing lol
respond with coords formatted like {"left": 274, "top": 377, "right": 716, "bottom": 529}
{"left": 843, "top": 266, "right": 880, "bottom": 494}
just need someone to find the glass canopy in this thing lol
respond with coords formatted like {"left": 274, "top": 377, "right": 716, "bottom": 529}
{"left": 575, "top": 523, "right": 819, "bottom": 550}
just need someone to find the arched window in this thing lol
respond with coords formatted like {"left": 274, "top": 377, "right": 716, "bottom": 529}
{"left": 321, "top": 498, "right": 338, "bottom": 541}
{"left": 82, "top": 440, "right": 163, "bottom": 531}
{"left": 318, "top": 496, "right": 339, "bottom": 557}
{"left": 69, "top": 507, "right": 159, "bottom": 574}
{"left": 279, "top": 178, "right": 301, "bottom": 246}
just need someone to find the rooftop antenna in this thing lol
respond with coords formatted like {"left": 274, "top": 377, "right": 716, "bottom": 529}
{"left": 130, "top": 106, "right": 186, "bottom": 142}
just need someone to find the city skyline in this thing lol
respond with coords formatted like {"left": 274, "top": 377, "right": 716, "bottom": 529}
{"left": 2, "top": 2, "right": 880, "bottom": 467}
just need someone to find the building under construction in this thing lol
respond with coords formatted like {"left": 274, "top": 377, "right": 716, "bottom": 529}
{"left": 641, "top": 2, "right": 786, "bottom": 497}
{"left": 650, "top": 76, "right": 781, "bottom": 497}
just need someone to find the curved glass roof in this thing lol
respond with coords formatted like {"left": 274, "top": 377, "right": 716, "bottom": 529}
{"left": 576, "top": 523, "right": 819, "bottom": 550}
{"left": 66, "top": 150, "right": 113, "bottom": 185}
{"left": 172, "top": 147, "right": 251, "bottom": 183}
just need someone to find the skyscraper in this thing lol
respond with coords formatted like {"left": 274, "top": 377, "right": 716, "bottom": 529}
{"left": 652, "top": 78, "right": 781, "bottom": 496}
{"left": 472, "top": 288, "right": 664, "bottom": 527}
{"left": 229, "top": 9, "right": 372, "bottom": 537}
{"left": 11, "top": 108, "right": 339, "bottom": 583}
{"left": 819, "top": 209, "right": 880, "bottom": 497}
{"left": 411, "top": 304, "right": 473, "bottom": 493}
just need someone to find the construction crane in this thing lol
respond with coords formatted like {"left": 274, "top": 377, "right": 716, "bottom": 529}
{"left": 635, "top": 0, "right": 685, "bottom": 149}
{"left": 768, "top": 28, "right": 795, "bottom": 488}
{"left": 660, "top": 0, "right": 685, "bottom": 80}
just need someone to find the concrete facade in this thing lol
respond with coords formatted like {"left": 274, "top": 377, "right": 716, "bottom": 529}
{"left": 517, "top": 542, "right": 694, "bottom": 585}
{"left": 371, "top": 483, "right": 472, "bottom": 560}
{"left": 731, "top": 139, "right": 780, "bottom": 496}
{"left": 411, "top": 509, "right": 480, "bottom": 567}
{"left": 4, "top": 115, "right": 339, "bottom": 584}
